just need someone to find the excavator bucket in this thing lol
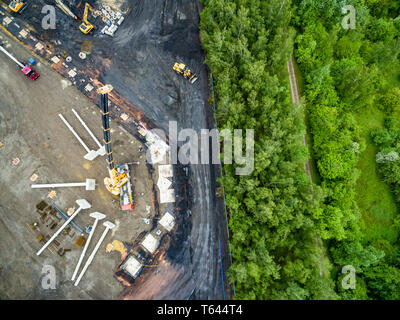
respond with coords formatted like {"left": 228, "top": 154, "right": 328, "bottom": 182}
{"left": 189, "top": 76, "right": 198, "bottom": 84}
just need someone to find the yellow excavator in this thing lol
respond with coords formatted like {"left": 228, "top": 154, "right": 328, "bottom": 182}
{"left": 173, "top": 62, "right": 198, "bottom": 84}
{"left": 79, "top": 2, "right": 94, "bottom": 34}
{"left": 8, "top": 0, "right": 26, "bottom": 13}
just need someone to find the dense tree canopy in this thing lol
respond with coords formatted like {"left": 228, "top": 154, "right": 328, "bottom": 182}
{"left": 201, "top": 0, "right": 400, "bottom": 299}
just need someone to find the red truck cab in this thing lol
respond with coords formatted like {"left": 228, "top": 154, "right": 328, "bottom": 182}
{"left": 21, "top": 65, "right": 39, "bottom": 80}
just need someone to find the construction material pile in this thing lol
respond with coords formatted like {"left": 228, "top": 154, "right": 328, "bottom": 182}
{"left": 97, "top": 4, "right": 125, "bottom": 37}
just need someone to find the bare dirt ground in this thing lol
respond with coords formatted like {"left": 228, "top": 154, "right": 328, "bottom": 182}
{"left": 0, "top": 0, "right": 231, "bottom": 299}
{"left": 0, "top": 30, "right": 156, "bottom": 299}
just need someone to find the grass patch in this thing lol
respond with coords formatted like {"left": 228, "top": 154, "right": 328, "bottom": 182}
{"left": 354, "top": 106, "right": 399, "bottom": 244}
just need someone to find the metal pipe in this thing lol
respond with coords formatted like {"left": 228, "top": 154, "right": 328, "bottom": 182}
{"left": 74, "top": 221, "right": 115, "bottom": 286}
{"left": 31, "top": 182, "right": 86, "bottom": 188}
{"left": 37, "top": 199, "right": 91, "bottom": 256}
{"left": 71, "top": 108, "right": 103, "bottom": 148}
{"left": 31, "top": 179, "right": 95, "bottom": 190}
{"left": 58, "top": 114, "right": 91, "bottom": 153}
{"left": 0, "top": 45, "right": 25, "bottom": 68}
{"left": 71, "top": 212, "right": 106, "bottom": 281}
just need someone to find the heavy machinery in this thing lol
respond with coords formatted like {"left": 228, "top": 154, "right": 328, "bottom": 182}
{"left": 79, "top": 2, "right": 94, "bottom": 34}
{"left": 173, "top": 62, "right": 198, "bottom": 84}
{"left": 8, "top": 0, "right": 26, "bottom": 13}
{"left": 98, "top": 85, "right": 135, "bottom": 211}
{"left": 0, "top": 44, "right": 39, "bottom": 80}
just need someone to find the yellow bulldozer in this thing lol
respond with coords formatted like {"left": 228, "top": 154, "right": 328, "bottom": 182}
{"left": 173, "top": 62, "right": 198, "bottom": 84}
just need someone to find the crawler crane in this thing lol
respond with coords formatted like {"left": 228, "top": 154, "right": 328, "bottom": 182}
{"left": 98, "top": 85, "right": 135, "bottom": 211}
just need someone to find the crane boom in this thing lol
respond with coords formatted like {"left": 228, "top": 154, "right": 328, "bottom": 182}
{"left": 101, "top": 91, "right": 114, "bottom": 171}
{"left": 97, "top": 85, "right": 135, "bottom": 211}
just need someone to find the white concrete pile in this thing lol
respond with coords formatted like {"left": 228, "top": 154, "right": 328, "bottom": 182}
{"left": 98, "top": 4, "right": 125, "bottom": 37}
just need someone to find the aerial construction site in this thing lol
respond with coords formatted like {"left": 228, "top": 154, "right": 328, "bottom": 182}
{"left": 0, "top": 0, "right": 230, "bottom": 300}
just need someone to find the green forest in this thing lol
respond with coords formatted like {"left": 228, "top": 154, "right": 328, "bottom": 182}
{"left": 200, "top": 0, "right": 400, "bottom": 299}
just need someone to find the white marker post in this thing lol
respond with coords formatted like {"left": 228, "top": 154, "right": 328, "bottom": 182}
{"left": 36, "top": 199, "right": 91, "bottom": 256}
{"left": 58, "top": 114, "right": 98, "bottom": 161}
{"left": 71, "top": 212, "right": 106, "bottom": 281}
{"left": 71, "top": 108, "right": 106, "bottom": 156}
{"left": 31, "top": 178, "right": 96, "bottom": 191}
{"left": 74, "top": 221, "right": 115, "bottom": 286}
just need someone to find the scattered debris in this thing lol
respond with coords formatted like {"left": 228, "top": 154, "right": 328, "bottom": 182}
{"left": 67, "top": 207, "right": 75, "bottom": 216}
{"left": 12, "top": 157, "right": 20, "bottom": 166}
{"left": 106, "top": 239, "right": 126, "bottom": 256}
{"left": 47, "top": 190, "right": 57, "bottom": 199}
{"left": 34, "top": 42, "right": 44, "bottom": 50}
{"left": 120, "top": 113, "right": 129, "bottom": 121}
{"left": 51, "top": 56, "right": 60, "bottom": 64}
{"left": 74, "top": 235, "right": 87, "bottom": 248}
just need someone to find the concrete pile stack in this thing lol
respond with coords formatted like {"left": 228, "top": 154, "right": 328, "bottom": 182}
{"left": 98, "top": 4, "right": 125, "bottom": 37}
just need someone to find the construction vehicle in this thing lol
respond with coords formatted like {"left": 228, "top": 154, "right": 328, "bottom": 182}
{"left": 0, "top": 44, "right": 39, "bottom": 80}
{"left": 8, "top": 0, "right": 26, "bottom": 13}
{"left": 98, "top": 85, "right": 135, "bottom": 211}
{"left": 79, "top": 2, "right": 94, "bottom": 34}
{"left": 173, "top": 62, "right": 198, "bottom": 84}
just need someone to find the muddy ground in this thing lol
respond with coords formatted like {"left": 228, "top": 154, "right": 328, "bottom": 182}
{"left": 0, "top": 29, "right": 159, "bottom": 299}
{"left": 1, "top": 0, "right": 231, "bottom": 299}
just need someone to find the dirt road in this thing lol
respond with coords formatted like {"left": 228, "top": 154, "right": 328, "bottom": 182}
{"left": 287, "top": 56, "right": 313, "bottom": 182}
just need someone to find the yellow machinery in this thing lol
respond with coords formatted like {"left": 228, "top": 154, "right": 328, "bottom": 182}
{"left": 173, "top": 62, "right": 198, "bottom": 84}
{"left": 8, "top": 0, "right": 25, "bottom": 13}
{"left": 79, "top": 2, "right": 95, "bottom": 34}
{"left": 97, "top": 85, "right": 129, "bottom": 196}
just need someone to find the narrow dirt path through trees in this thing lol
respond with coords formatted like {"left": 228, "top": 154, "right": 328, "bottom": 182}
{"left": 287, "top": 56, "right": 313, "bottom": 182}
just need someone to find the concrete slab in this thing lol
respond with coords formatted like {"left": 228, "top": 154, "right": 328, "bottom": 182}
{"left": 141, "top": 234, "right": 159, "bottom": 254}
